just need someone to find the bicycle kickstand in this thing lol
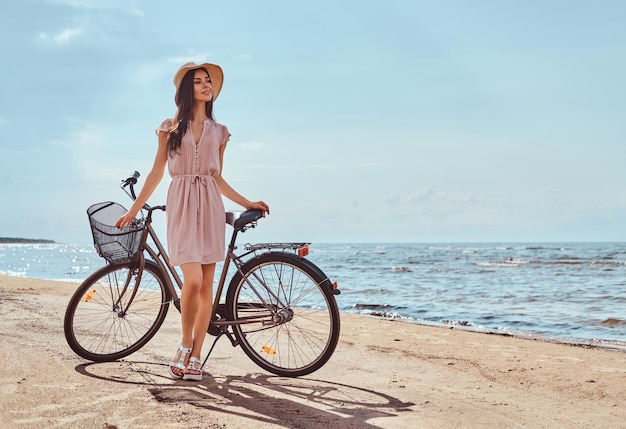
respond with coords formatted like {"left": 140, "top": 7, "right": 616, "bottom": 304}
{"left": 201, "top": 328, "right": 239, "bottom": 369}
{"left": 201, "top": 332, "right": 222, "bottom": 369}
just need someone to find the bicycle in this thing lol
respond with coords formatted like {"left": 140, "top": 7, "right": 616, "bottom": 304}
{"left": 63, "top": 171, "right": 341, "bottom": 377}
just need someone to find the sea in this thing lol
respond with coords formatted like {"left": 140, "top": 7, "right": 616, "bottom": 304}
{"left": 1, "top": 241, "right": 625, "bottom": 349}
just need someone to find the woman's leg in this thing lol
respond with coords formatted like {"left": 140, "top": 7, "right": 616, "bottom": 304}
{"left": 172, "top": 262, "right": 203, "bottom": 377}
{"left": 189, "top": 263, "right": 216, "bottom": 361}
{"left": 177, "top": 262, "right": 215, "bottom": 378}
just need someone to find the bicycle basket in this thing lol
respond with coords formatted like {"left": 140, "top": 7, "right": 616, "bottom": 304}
{"left": 87, "top": 201, "right": 145, "bottom": 264}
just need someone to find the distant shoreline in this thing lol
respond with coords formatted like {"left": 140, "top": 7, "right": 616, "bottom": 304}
{"left": 0, "top": 237, "right": 55, "bottom": 244}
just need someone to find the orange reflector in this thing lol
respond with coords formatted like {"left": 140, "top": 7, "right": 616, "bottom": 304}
{"left": 332, "top": 281, "right": 338, "bottom": 290}
{"left": 84, "top": 289, "right": 96, "bottom": 302}
{"left": 298, "top": 246, "right": 309, "bottom": 258}
{"left": 262, "top": 346, "right": 277, "bottom": 355}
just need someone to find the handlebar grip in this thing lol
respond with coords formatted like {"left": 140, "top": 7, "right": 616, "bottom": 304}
{"left": 128, "top": 171, "right": 140, "bottom": 184}
{"left": 121, "top": 171, "right": 140, "bottom": 188}
{"left": 119, "top": 170, "right": 148, "bottom": 207}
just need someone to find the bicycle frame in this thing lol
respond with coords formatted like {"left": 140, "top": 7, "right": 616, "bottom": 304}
{"left": 65, "top": 172, "right": 340, "bottom": 376}
{"left": 114, "top": 172, "right": 340, "bottom": 371}
{"left": 127, "top": 187, "right": 308, "bottom": 334}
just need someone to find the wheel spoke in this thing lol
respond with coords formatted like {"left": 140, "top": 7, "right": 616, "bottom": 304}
{"left": 228, "top": 253, "right": 340, "bottom": 377}
{"left": 64, "top": 262, "right": 169, "bottom": 361}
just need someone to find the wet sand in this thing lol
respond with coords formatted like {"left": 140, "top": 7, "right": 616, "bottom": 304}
{"left": 1, "top": 274, "right": 625, "bottom": 428}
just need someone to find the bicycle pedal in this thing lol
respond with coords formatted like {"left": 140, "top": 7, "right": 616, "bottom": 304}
{"left": 207, "top": 324, "right": 221, "bottom": 336}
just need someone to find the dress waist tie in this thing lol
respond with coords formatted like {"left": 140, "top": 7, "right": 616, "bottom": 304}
{"left": 177, "top": 174, "right": 212, "bottom": 225}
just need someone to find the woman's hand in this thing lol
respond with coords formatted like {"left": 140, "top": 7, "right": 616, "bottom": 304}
{"left": 245, "top": 201, "right": 270, "bottom": 216}
{"left": 115, "top": 211, "right": 138, "bottom": 229}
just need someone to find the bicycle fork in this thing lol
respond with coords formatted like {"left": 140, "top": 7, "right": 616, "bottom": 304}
{"left": 113, "top": 258, "right": 145, "bottom": 318}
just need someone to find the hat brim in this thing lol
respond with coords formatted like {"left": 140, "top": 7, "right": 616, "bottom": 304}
{"left": 173, "top": 62, "right": 224, "bottom": 101}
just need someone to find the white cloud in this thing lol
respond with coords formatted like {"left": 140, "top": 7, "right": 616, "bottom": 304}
{"left": 169, "top": 53, "right": 214, "bottom": 65}
{"left": 387, "top": 187, "right": 485, "bottom": 208}
{"left": 38, "top": 26, "right": 83, "bottom": 44}
{"left": 55, "top": 27, "right": 82, "bottom": 43}
{"left": 382, "top": 187, "right": 489, "bottom": 222}
{"left": 406, "top": 187, "right": 438, "bottom": 203}
{"left": 384, "top": 194, "right": 401, "bottom": 205}
{"left": 37, "top": 0, "right": 143, "bottom": 15}
{"left": 129, "top": 7, "right": 144, "bottom": 18}
{"left": 32, "top": 0, "right": 145, "bottom": 44}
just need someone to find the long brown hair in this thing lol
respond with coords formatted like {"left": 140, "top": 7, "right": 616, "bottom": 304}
{"left": 167, "top": 68, "right": 215, "bottom": 156}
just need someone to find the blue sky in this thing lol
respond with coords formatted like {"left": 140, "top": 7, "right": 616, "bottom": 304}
{"left": 1, "top": 0, "right": 625, "bottom": 244}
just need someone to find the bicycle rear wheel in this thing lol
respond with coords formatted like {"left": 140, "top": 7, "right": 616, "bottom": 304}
{"left": 226, "top": 252, "right": 340, "bottom": 377}
{"left": 64, "top": 260, "right": 169, "bottom": 361}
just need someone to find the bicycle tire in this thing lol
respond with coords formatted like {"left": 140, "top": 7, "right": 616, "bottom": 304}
{"left": 226, "top": 252, "right": 340, "bottom": 377}
{"left": 64, "top": 260, "right": 170, "bottom": 362}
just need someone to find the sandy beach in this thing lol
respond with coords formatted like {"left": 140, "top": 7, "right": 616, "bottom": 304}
{"left": 1, "top": 274, "right": 625, "bottom": 428}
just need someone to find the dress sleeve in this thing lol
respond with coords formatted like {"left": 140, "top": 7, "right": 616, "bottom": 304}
{"left": 155, "top": 118, "right": 173, "bottom": 136}
{"left": 220, "top": 125, "right": 231, "bottom": 146}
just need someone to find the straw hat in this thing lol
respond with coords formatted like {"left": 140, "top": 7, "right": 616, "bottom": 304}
{"left": 173, "top": 62, "right": 224, "bottom": 101}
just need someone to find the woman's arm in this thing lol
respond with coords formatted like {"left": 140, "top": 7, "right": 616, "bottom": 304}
{"left": 215, "top": 142, "right": 270, "bottom": 215}
{"left": 116, "top": 132, "right": 169, "bottom": 228}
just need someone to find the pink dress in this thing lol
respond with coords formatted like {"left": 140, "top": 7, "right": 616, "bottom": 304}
{"left": 156, "top": 119, "right": 230, "bottom": 266}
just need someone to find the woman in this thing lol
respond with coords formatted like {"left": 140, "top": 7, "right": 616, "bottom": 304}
{"left": 116, "top": 62, "right": 269, "bottom": 381}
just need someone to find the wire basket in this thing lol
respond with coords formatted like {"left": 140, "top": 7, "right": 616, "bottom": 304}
{"left": 87, "top": 201, "right": 145, "bottom": 264}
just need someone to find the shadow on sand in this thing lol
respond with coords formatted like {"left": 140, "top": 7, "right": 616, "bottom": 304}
{"left": 75, "top": 360, "right": 416, "bottom": 428}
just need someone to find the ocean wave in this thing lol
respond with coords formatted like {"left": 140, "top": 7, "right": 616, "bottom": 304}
{"left": 599, "top": 318, "right": 626, "bottom": 328}
{"left": 348, "top": 303, "right": 413, "bottom": 320}
{"left": 476, "top": 259, "right": 528, "bottom": 267}
{"left": 0, "top": 270, "right": 27, "bottom": 277}
{"left": 442, "top": 320, "right": 479, "bottom": 328}
{"left": 4, "top": 241, "right": 626, "bottom": 344}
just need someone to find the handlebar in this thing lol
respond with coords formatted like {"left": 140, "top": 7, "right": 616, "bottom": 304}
{"left": 121, "top": 171, "right": 141, "bottom": 199}
{"left": 120, "top": 171, "right": 165, "bottom": 213}
{"left": 122, "top": 170, "right": 140, "bottom": 186}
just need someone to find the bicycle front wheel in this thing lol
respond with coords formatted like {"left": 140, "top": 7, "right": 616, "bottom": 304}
{"left": 226, "top": 252, "right": 340, "bottom": 377}
{"left": 64, "top": 260, "right": 170, "bottom": 361}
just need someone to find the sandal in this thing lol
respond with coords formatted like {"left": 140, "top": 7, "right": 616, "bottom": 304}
{"left": 182, "top": 356, "right": 203, "bottom": 381}
{"left": 168, "top": 344, "right": 192, "bottom": 380}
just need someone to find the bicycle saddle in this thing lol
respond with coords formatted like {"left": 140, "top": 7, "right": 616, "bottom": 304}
{"left": 226, "top": 209, "right": 264, "bottom": 230}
